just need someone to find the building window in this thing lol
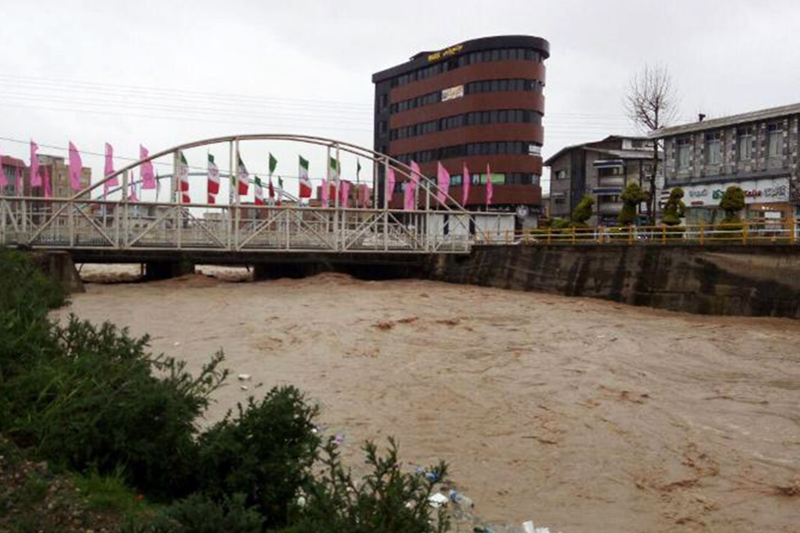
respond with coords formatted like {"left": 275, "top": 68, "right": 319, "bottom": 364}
{"left": 554, "top": 198, "right": 566, "bottom": 205}
{"left": 767, "top": 123, "right": 782, "bottom": 158}
{"left": 676, "top": 137, "right": 691, "bottom": 169}
{"left": 555, "top": 170, "right": 567, "bottom": 181}
{"left": 737, "top": 126, "right": 754, "bottom": 161}
{"left": 705, "top": 132, "right": 722, "bottom": 165}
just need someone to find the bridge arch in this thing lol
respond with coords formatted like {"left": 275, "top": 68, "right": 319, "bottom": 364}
{"left": 76, "top": 133, "right": 466, "bottom": 213}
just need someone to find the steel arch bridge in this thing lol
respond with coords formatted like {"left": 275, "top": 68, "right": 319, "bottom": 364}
{"left": 0, "top": 134, "right": 514, "bottom": 256}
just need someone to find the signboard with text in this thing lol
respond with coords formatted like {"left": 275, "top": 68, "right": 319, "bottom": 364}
{"left": 441, "top": 85, "right": 464, "bottom": 102}
{"left": 681, "top": 177, "right": 790, "bottom": 207}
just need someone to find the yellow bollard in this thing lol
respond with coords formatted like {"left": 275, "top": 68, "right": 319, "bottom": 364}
{"left": 547, "top": 227, "right": 552, "bottom": 245}
{"left": 699, "top": 224, "right": 705, "bottom": 246}
{"left": 661, "top": 225, "right": 666, "bottom": 245}
{"left": 571, "top": 226, "right": 576, "bottom": 245}
{"left": 742, "top": 223, "right": 748, "bottom": 245}
{"left": 628, "top": 225, "right": 633, "bottom": 245}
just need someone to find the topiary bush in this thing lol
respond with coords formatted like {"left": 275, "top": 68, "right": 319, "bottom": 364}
{"left": 618, "top": 183, "right": 648, "bottom": 226}
{"left": 196, "top": 387, "right": 320, "bottom": 530}
{"left": 719, "top": 185, "right": 745, "bottom": 225}
{"left": 570, "top": 195, "right": 594, "bottom": 228}
{"left": 662, "top": 188, "right": 686, "bottom": 226}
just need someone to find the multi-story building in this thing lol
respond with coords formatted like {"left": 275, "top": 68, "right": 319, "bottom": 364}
{"left": 654, "top": 103, "right": 800, "bottom": 224}
{"left": 545, "top": 136, "right": 659, "bottom": 226}
{"left": 37, "top": 154, "right": 91, "bottom": 198}
{"left": 0, "top": 155, "right": 27, "bottom": 196}
{"left": 372, "top": 35, "right": 549, "bottom": 226}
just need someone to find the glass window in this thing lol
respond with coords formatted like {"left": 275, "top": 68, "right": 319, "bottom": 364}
{"left": 768, "top": 123, "right": 782, "bottom": 158}
{"left": 705, "top": 132, "right": 721, "bottom": 165}
{"left": 737, "top": 127, "right": 754, "bottom": 161}
{"left": 676, "top": 138, "right": 691, "bottom": 169}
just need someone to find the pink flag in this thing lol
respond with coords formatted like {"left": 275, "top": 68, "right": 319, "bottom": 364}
{"left": 409, "top": 160, "right": 421, "bottom": 186}
{"left": 461, "top": 162, "right": 470, "bottom": 207}
{"left": 386, "top": 167, "right": 396, "bottom": 203}
{"left": 340, "top": 180, "right": 350, "bottom": 207}
{"left": 403, "top": 181, "right": 416, "bottom": 211}
{"left": 15, "top": 167, "right": 22, "bottom": 195}
{"left": 320, "top": 178, "right": 328, "bottom": 207}
{"left": 486, "top": 163, "right": 493, "bottom": 207}
{"left": 104, "top": 143, "right": 118, "bottom": 191}
{"left": 0, "top": 147, "right": 7, "bottom": 188}
{"left": 360, "top": 183, "right": 370, "bottom": 208}
{"left": 129, "top": 181, "right": 139, "bottom": 202}
{"left": 30, "top": 140, "right": 41, "bottom": 187}
{"left": 43, "top": 166, "right": 52, "bottom": 198}
{"left": 68, "top": 142, "right": 83, "bottom": 190}
{"left": 436, "top": 161, "right": 449, "bottom": 205}
{"left": 139, "top": 145, "right": 156, "bottom": 190}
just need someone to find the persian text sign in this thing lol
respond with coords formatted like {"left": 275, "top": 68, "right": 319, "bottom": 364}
{"left": 441, "top": 85, "right": 464, "bottom": 102}
{"left": 682, "top": 177, "right": 790, "bottom": 206}
{"left": 428, "top": 44, "right": 464, "bottom": 63}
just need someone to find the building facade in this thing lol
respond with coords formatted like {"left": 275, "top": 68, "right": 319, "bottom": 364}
{"left": 372, "top": 35, "right": 549, "bottom": 225}
{"left": 545, "top": 136, "right": 658, "bottom": 226}
{"left": 37, "top": 154, "right": 91, "bottom": 198}
{"left": 655, "top": 103, "right": 800, "bottom": 225}
{"left": 0, "top": 155, "right": 27, "bottom": 196}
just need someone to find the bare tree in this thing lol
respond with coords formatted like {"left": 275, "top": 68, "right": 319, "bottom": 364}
{"left": 625, "top": 65, "right": 679, "bottom": 225}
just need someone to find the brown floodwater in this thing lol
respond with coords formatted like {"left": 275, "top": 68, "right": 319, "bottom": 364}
{"left": 57, "top": 265, "right": 800, "bottom": 532}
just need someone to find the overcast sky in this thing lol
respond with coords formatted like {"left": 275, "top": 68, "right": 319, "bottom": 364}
{"left": 1, "top": 0, "right": 799, "bottom": 195}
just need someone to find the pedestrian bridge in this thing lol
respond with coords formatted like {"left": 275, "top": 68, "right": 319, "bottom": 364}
{"left": 0, "top": 134, "right": 515, "bottom": 257}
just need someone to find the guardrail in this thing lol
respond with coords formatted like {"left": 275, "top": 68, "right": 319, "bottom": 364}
{"left": 473, "top": 222, "right": 800, "bottom": 246}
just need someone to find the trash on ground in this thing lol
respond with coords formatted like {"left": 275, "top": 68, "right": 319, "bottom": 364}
{"left": 428, "top": 492, "right": 449, "bottom": 508}
{"left": 237, "top": 373, "right": 251, "bottom": 381}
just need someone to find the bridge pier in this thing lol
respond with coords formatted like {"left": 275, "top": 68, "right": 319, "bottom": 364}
{"left": 144, "top": 259, "right": 195, "bottom": 281}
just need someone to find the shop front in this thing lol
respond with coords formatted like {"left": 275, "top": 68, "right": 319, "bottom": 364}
{"left": 679, "top": 177, "right": 793, "bottom": 225}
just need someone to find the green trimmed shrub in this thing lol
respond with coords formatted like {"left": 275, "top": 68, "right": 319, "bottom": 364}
{"left": 662, "top": 188, "right": 686, "bottom": 226}
{"left": 720, "top": 185, "right": 745, "bottom": 224}
{"left": 570, "top": 195, "right": 594, "bottom": 227}
{"left": 618, "top": 183, "right": 648, "bottom": 226}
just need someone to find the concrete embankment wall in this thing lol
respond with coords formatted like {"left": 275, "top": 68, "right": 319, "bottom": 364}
{"left": 429, "top": 245, "right": 800, "bottom": 319}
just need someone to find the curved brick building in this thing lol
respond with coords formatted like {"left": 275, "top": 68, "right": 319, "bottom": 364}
{"left": 372, "top": 35, "right": 549, "bottom": 221}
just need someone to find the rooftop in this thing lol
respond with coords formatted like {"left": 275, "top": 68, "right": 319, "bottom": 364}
{"left": 652, "top": 102, "right": 800, "bottom": 137}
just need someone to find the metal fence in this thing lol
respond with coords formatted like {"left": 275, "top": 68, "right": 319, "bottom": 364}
{"left": 474, "top": 222, "right": 800, "bottom": 246}
{"left": 0, "top": 197, "right": 515, "bottom": 255}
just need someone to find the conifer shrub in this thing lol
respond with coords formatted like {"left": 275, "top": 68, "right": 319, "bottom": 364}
{"left": 196, "top": 388, "right": 320, "bottom": 530}
{"left": 121, "top": 493, "right": 264, "bottom": 533}
{"left": 283, "top": 438, "right": 450, "bottom": 533}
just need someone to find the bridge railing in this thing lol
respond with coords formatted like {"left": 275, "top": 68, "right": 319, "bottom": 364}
{"left": 0, "top": 196, "right": 514, "bottom": 254}
{"left": 473, "top": 221, "right": 800, "bottom": 246}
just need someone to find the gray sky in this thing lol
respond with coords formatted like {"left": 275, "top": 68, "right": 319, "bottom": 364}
{"left": 1, "top": 0, "right": 799, "bottom": 196}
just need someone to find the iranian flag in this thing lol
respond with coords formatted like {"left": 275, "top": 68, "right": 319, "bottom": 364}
{"left": 329, "top": 156, "right": 339, "bottom": 182}
{"left": 177, "top": 151, "right": 190, "bottom": 192}
{"left": 298, "top": 156, "right": 311, "bottom": 198}
{"left": 207, "top": 153, "right": 220, "bottom": 195}
{"left": 268, "top": 177, "right": 275, "bottom": 202}
{"left": 237, "top": 155, "right": 250, "bottom": 196}
{"left": 277, "top": 177, "right": 284, "bottom": 207}
{"left": 254, "top": 176, "right": 266, "bottom": 205}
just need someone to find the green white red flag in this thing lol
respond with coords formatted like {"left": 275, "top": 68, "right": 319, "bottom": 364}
{"left": 207, "top": 153, "right": 220, "bottom": 195}
{"left": 298, "top": 156, "right": 311, "bottom": 198}
{"left": 237, "top": 155, "right": 250, "bottom": 196}
{"left": 254, "top": 176, "right": 265, "bottom": 205}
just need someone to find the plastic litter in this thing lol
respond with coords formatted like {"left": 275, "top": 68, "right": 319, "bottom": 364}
{"left": 522, "top": 521, "right": 550, "bottom": 533}
{"left": 428, "top": 493, "right": 449, "bottom": 508}
{"left": 237, "top": 373, "right": 251, "bottom": 381}
{"left": 449, "top": 490, "right": 474, "bottom": 509}
{"left": 239, "top": 385, "right": 249, "bottom": 391}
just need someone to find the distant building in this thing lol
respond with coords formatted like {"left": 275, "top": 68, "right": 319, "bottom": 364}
{"left": 37, "top": 154, "right": 91, "bottom": 198}
{"left": 654, "top": 103, "right": 800, "bottom": 225}
{"left": 544, "top": 136, "right": 660, "bottom": 226}
{"left": 0, "top": 155, "right": 27, "bottom": 196}
{"left": 372, "top": 35, "right": 549, "bottom": 226}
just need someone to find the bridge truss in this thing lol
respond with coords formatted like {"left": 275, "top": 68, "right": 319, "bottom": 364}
{"left": 0, "top": 134, "right": 515, "bottom": 255}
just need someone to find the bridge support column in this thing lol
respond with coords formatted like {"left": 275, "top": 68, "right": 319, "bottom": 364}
{"left": 32, "top": 251, "right": 85, "bottom": 293}
{"left": 144, "top": 259, "right": 195, "bottom": 281}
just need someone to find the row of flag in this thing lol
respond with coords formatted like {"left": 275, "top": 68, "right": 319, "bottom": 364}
{"left": 2, "top": 140, "right": 493, "bottom": 210}
{"left": 385, "top": 160, "right": 494, "bottom": 210}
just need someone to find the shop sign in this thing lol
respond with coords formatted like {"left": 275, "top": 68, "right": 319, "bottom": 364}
{"left": 680, "top": 178, "right": 789, "bottom": 206}
{"left": 428, "top": 44, "right": 464, "bottom": 63}
{"left": 441, "top": 85, "right": 464, "bottom": 102}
